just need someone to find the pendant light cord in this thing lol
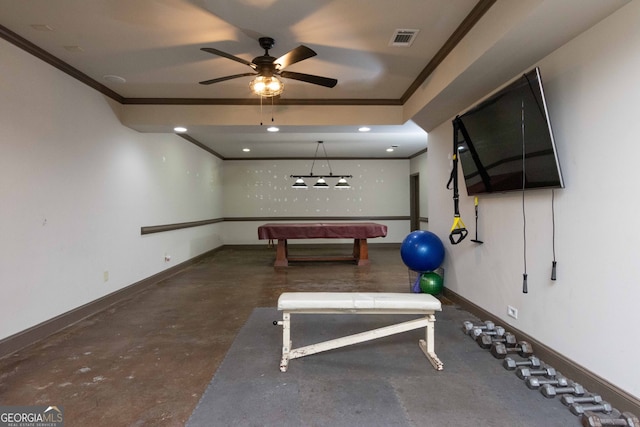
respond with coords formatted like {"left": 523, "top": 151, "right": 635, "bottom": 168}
{"left": 310, "top": 142, "right": 319, "bottom": 175}
{"left": 310, "top": 141, "right": 333, "bottom": 176}
{"left": 321, "top": 141, "right": 333, "bottom": 175}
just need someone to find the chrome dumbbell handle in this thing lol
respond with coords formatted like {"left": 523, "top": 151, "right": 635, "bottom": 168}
{"left": 570, "top": 402, "right": 612, "bottom": 416}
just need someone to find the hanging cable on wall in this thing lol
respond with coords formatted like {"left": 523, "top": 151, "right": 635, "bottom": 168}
{"left": 551, "top": 189, "right": 557, "bottom": 280}
{"left": 521, "top": 99, "right": 528, "bottom": 294}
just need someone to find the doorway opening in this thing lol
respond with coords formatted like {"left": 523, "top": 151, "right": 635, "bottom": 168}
{"left": 410, "top": 173, "right": 420, "bottom": 231}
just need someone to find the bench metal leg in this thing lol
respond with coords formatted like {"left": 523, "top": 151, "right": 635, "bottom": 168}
{"left": 276, "top": 313, "right": 443, "bottom": 372}
{"left": 279, "top": 312, "right": 292, "bottom": 372}
{"left": 419, "top": 314, "right": 444, "bottom": 370}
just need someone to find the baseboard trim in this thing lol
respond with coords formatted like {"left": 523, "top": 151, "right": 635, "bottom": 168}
{"left": 0, "top": 247, "right": 223, "bottom": 360}
{"left": 443, "top": 288, "right": 640, "bottom": 415}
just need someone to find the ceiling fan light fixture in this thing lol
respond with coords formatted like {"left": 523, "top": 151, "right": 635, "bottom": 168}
{"left": 250, "top": 76, "right": 284, "bottom": 97}
{"left": 199, "top": 37, "right": 337, "bottom": 93}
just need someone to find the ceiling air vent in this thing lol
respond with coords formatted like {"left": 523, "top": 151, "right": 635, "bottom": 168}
{"left": 389, "top": 29, "right": 420, "bottom": 47}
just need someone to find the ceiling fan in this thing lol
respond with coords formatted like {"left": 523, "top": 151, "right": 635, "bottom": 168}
{"left": 198, "top": 37, "right": 338, "bottom": 94}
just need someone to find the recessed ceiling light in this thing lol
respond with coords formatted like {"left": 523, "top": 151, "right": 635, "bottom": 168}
{"left": 103, "top": 75, "right": 126, "bottom": 84}
{"left": 64, "top": 45, "right": 84, "bottom": 52}
{"left": 173, "top": 126, "right": 187, "bottom": 133}
{"left": 267, "top": 126, "right": 279, "bottom": 132}
{"left": 242, "top": 148, "right": 251, "bottom": 152}
{"left": 386, "top": 147, "right": 394, "bottom": 152}
{"left": 30, "top": 24, "right": 54, "bottom": 32}
{"left": 358, "top": 126, "right": 371, "bottom": 132}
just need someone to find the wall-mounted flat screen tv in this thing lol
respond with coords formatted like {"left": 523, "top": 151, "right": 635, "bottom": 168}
{"left": 454, "top": 67, "right": 564, "bottom": 196}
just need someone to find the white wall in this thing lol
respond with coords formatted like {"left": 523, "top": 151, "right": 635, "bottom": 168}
{"left": 222, "top": 159, "right": 411, "bottom": 243}
{"left": 0, "top": 39, "right": 224, "bottom": 340}
{"left": 424, "top": 1, "right": 640, "bottom": 398}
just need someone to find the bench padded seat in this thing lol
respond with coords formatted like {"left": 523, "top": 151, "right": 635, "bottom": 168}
{"left": 278, "top": 292, "right": 442, "bottom": 312}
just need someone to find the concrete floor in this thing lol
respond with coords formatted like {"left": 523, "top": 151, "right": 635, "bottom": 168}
{"left": 0, "top": 244, "right": 414, "bottom": 426}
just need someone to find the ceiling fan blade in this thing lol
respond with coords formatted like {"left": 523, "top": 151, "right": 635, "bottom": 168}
{"left": 201, "top": 47, "right": 254, "bottom": 68}
{"left": 199, "top": 73, "right": 256, "bottom": 85}
{"left": 275, "top": 45, "right": 317, "bottom": 69}
{"left": 279, "top": 71, "right": 337, "bottom": 88}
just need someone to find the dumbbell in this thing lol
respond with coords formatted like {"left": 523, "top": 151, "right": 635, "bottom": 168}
{"left": 477, "top": 332, "right": 516, "bottom": 349}
{"left": 490, "top": 341, "right": 534, "bottom": 359}
{"left": 581, "top": 411, "right": 640, "bottom": 427}
{"left": 540, "top": 381, "right": 585, "bottom": 398}
{"left": 562, "top": 394, "right": 603, "bottom": 406}
{"left": 503, "top": 356, "right": 541, "bottom": 371}
{"left": 526, "top": 375, "right": 568, "bottom": 390}
{"left": 515, "top": 366, "right": 556, "bottom": 380}
{"left": 570, "top": 402, "right": 613, "bottom": 416}
{"left": 471, "top": 325, "right": 505, "bottom": 338}
{"left": 462, "top": 320, "right": 495, "bottom": 335}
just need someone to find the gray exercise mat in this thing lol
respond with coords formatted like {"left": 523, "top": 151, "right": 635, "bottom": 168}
{"left": 187, "top": 306, "right": 581, "bottom": 426}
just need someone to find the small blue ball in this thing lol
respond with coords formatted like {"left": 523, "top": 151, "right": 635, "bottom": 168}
{"left": 400, "top": 230, "right": 445, "bottom": 272}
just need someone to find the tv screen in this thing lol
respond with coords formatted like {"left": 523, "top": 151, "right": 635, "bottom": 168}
{"left": 454, "top": 67, "right": 564, "bottom": 195}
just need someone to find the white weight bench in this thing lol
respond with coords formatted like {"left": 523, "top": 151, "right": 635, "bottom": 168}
{"left": 275, "top": 292, "right": 443, "bottom": 372}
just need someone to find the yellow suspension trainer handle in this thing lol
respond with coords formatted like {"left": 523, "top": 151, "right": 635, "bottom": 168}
{"left": 449, "top": 215, "right": 468, "bottom": 245}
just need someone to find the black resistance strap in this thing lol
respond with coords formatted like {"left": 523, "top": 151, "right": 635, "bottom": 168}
{"left": 447, "top": 118, "right": 468, "bottom": 244}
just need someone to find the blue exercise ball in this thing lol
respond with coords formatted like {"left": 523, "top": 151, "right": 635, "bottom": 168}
{"left": 400, "top": 230, "right": 445, "bottom": 273}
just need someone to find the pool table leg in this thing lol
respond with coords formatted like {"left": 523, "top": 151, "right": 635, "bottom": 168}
{"left": 274, "top": 239, "right": 289, "bottom": 267}
{"left": 354, "top": 239, "right": 370, "bottom": 266}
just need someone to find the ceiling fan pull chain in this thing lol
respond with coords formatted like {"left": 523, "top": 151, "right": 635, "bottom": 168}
{"left": 260, "top": 95, "right": 264, "bottom": 126}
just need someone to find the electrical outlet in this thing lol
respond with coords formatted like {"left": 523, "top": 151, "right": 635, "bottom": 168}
{"left": 507, "top": 305, "right": 518, "bottom": 319}
{"left": 103, "top": 270, "right": 109, "bottom": 282}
